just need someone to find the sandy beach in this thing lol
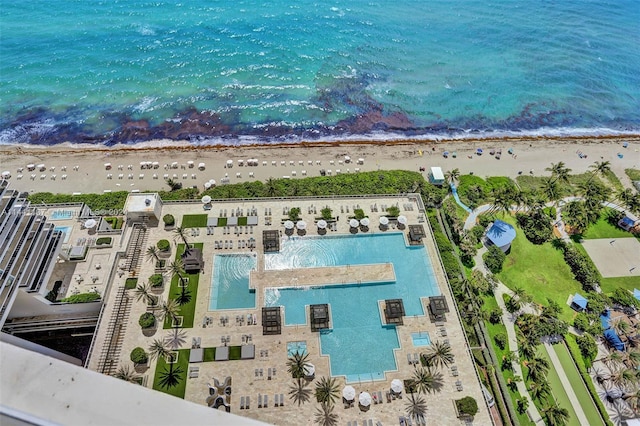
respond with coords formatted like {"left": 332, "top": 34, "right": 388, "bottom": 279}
{"left": 1, "top": 135, "right": 639, "bottom": 195}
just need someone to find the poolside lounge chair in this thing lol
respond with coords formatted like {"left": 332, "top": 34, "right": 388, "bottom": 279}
{"left": 413, "top": 353, "right": 420, "bottom": 364}
{"left": 407, "top": 353, "right": 412, "bottom": 365}
{"left": 456, "top": 380, "right": 463, "bottom": 391}
{"left": 399, "top": 417, "right": 406, "bottom": 426}
{"left": 407, "top": 416, "right": 413, "bottom": 426}
{"left": 258, "top": 394, "right": 262, "bottom": 408}
{"left": 378, "top": 391, "right": 383, "bottom": 402}
{"left": 273, "top": 394, "right": 278, "bottom": 407}
{"left": 386, "top": 392, "right": 392, "bottom": 403}
{"left": 280, "top": 393, "right": 284, "bottom": 406}
{"left": 268, "top": 368, "right": 272, "bottom": 380}
{"left": 240, "top": 396, "right": 245, "bottom": 409}
{"left": 245, "top": 396, "right": 250, "bottom": 409}
{"left": 264, "top": 395, "right": 268, "bottom": 407}
{"left": 368, "top": 420, "right": 373, "bottom": 426}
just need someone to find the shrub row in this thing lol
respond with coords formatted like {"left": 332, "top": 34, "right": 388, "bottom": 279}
{"left": 61, "top": 292, "right": 101, "bottom": 303}
{"left": 560, "top": 243, "right": 600, "bottom": 291}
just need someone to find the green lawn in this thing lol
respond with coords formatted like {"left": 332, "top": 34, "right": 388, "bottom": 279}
{"left": 181, "top": 214, "right": 208, "bottom": 228}
{"left": 625, "top": 168, "right": 640, "bottom": 181}
{"left": 163, "top": 243, "right": 203, "bottom": 329}
{"left": 579, "top": 209, "right": 639, "bottom": 240}
{"left": 600, "top": 276, "right": 640, "bottom": 293}
{"left": 152, "top": 349, "right": 189, "bottom": 398}
{"left": 537, "top": 345, "right": 581, "bottom": 426}
{"left": 203, "top": 347, "right": 216, "bottom": 362}
{"left": 495, "top": 215, "right": 582, "bottom": 323}
{"left": 551, "top": 343, "right": 604, "bottom": 425}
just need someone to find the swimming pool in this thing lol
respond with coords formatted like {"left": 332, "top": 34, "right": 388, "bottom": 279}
{"left": 264, "top": 233, "right": 439, "bottom": 381}
{"left": 209, "top": 254, "right": 256, "bottom": 310}
{"left": 411, "top": 332, "right": 432, "bottom": 347}
{"left": 51, "top": 210, "right": 73, "bottom": 220}
{"left": 54, "top": 226, "right": 72, "bottom": 244}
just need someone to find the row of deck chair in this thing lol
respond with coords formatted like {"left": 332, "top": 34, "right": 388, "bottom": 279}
{"left": 257, "top": 393, "right": 285, "bottom": 408}
{"left": 399, "top": 415, "right": 426, "bottom": 426}
{"left": 407, "top": 353, "right": 420, "bottom": 365}
{"left": 347, "top": 420, "right": 382, "bottom": 426}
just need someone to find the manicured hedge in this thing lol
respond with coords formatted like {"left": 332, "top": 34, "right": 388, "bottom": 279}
{"left": 96, "top": 237, "right": 112, "bottom": 245}
{"left": 149, "top": 274, "right": 164, "bottom": 287}
{"left": 130, "top": 347, "right": 148, "bottom": 364}
{"left": 139, "top": 312, "right": 156, "bottom": 329}
{"left": 61, "top": 292, "right": 101, "bottom": 303}
{"left": 124, "top": 277, "right": 138, "bottom": 290}
{"left": 162, "top": 214, "right": 175, "bottom": 226}
{"left": 157, "top": 239, "right": 170, "bottom": 251}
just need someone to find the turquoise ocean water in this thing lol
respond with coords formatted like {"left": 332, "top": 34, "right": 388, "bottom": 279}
{"left": 1, "top": 0, "right": 639, "bottom": 146}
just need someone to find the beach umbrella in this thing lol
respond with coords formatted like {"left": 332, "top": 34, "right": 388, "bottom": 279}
{"left": 349, "top": 219, "right": 359, "bottom": 228}
{"left": 303, "top": 363, "right": 315, "bottom": 378}
{"left": 476, "top": 148, "right": 483, "bottom": 155}
{"left": 359, "top": 392, "right": 372, "bottom": 407}
{"left": 27, "top": 164, "right": 35, "bottom": 171}
{"left": 203, "top": 182, "right": 212, "bottom": 189}
{"left": 104, "top": 163, "right": 112, "bottom": 170}
{"left": 391, "top": 379, "right": 404, "bottom": 394}
{"left": 37, "top": 164, "right": 46, "bottom": 171}
{"left": 360, "top": 217, "right": 370, "bottom": 227}
{"left": 201, "top": 195, "right": 212, "bottom": 204}
{"left": 296, "top": 220, "right": 307, "bottom": 230}
{"left": 342, "top": 386, "right": 356, "bottom": 402}
{"left": 140, "top": 161, "right": 147, "bottom": 168}
{"left": 208, "top": 179, "right": 216, "bottom": 186}
{"left": 358, "top": 158, "right": 364, "bottom": 164}
{"left": 152, "top": 161, "right": 160, "bottom": 168}
{"left": 284, "top": 220, "right": 294, "bottom": 230}
{"left": 84, "top": 219, "right": 97, "bottom": 229}
{"left": 187, "top": 160, "right": 194, "bottom": 167}
{"left": 1, "top": 171, "right": 11, "bottom": 179}
{"left": 226, "top": 160, "right": 233, "bottom": 167}
{"left": 379, "top": 216, "right": 389, "bottom": 226}
{"left": 344, "top": 155, "right": 351, "bottom": 163}
{"left": 198, "top": 163, "right": 206, "bottom": 170}
{"left": 317, "top": 220, "right": 327, "bottom": 229}
{"left": 397, "top": 215, "right": 408, "bottom": 225}
{"left": 443, "top": 151, "right": 449, "bottom": 158}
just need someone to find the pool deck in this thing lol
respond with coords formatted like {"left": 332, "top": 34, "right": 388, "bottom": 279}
{"left": 83, "top": 195, "right": 492, "bottom": 426}
{"left": 251, "top": 263, "right": 395, "bottom": 289}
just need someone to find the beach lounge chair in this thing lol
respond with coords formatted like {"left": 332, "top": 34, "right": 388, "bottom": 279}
{"left": 258, "top": 394, "right": 262, "bottom": 408}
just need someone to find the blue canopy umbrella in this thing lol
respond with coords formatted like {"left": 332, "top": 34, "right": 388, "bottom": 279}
{"left": 571, "top": 293, "right": 587, "bottom": 311}
{"left": 476, "top": 148, "right": 483, "bottom": 155}
{"left": 604, "top": 329, "right": 625, "bottom": 351}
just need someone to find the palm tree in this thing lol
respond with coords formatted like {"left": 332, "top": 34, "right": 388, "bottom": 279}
{"left": 516, "top": 397, "right": 529, "bottom": 415}
{"left": 113, "top": 365, "right": 140, "bottom": 383}
{"left": 423, "top": 341, "right": 454, "bottom": 369}
{"left": 445, "top": 168, "right": 460, "bottom": 185}
{"left": 623, "top": 349, "right": 640, "bottom": 370}
{"left": 411, "top": 366, "right": 444, "bottom": 394}
{"left": 405, "top": 393, "right": 428, "bottom": 423}
{"left": 529, "top": 380, "right": 551, "bottom": 402}
{"left": 596, "top": 350, "right": 624, "bottom": 370}
{"left": 289, "top": 378, "right": 312, "bottom": 406}
{"left": 589, "top": 160, "right": 611, "bottom": 182}
{"left": 517, "top": 332, "right": 537, "bottom": 361}
{"left": 148, "top": 338, "right": 172, "bottom": 362}
{"left": 314, "top": 402, "right": 338, "bottom": 426}
{"left": 545, "top": 161, "right": 572, "bottom": 184}
{"left": 611, "top": 319, "right": 632, "bottom": 342}
{"left": 133, "top": 282, "right": 156, "bottom": 306}
{"left": 146, "top": 245, "right": 161, "bottom": 265}
{"left": 541, "top": 177, "right": 562, "bottom": 206}
{"left": 314, "top": 376, "right": 340, "bottom": 405}
{"left": 173, "top": 226, "right": 190, "bottom": 247}
{"left": 541, "top": 402, "right": 570, "bottom": 426}
{"left": 562, "top": 200, "right": 589, "bottom": 233}
{"left": 164, "top": 328, "right": 187, "bottom": 350}
{"left": 490, "top": 187, "right": 513, "bottom": 216}
{"left": 608, "top": 367, "right": 638, "bottom": 389}
{"left": 501, "top": 351, "right": 519, "bottom": 371}
{"left": 616, "top": 188, "right": 636, "bottom": 210}
{"left": 158, "top": 298, "right": 181, "bottom": 326}
{"left": 265, "top": 178, "right": 277, "bottom": 197}
{"left": 287, "top": 351, "right": 310, "bottom": 379}
{"left": 525, "top": 356, "right": 550, "bottom": 382}
{"left": 168, "top": 259, "right": 186, "bottom": 283}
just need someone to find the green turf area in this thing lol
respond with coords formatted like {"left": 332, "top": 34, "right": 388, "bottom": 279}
{"left": 625, "top": 168, "right": 640, "bottom": 182}
{"left": 600, "top": 276, "right": 640, "bottom": 293}
{"left": 152, "top": 349, "right": 189, "bottom": 398}
{"left": 579, "top": 209, "right": 639, "bottom": 240}
{"left": 203, "top": 347, "right": 216, "bottom": 362}
{"left": 537, "top": 345, "right": 581, "bottom": 426}
{"left": 217, "top": 217, "right": 228, "bottom": 227}
{"left": 515, "top": 173, "right": 597, "bottom": 196}
{"left": 496, "top": 215, "right": 581, "bottom": 323}
{"left": 237, "top": 216, "right": 248, "bottom": 226}
{"left": 163, "top": 243, "right": 203, "bottom": 329}
{"left": 181, "top": 214, "right": 208, "bottom": 228}
{"left": 551, "top": 343, "right": 604, "bottom": 424}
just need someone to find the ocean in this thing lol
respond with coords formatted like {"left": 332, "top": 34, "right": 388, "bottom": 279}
{"left": 1, "top": 0, "right": 639, "bottom": 146}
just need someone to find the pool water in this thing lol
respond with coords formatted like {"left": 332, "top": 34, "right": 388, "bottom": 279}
{"left": 287, "top": 341, "right": 308, "bottom": 357}
{"left": 209, "top": 254, "right": 256, "bottom": 310}
{"left": 54, "top": 226, "right": 71, "bottom": 244}
{"left": 411, "top": 332, "right": 432, "bottom": 347}
{"left": 51, "top": 210, "right": 73, "bottom": 220}
{"left": 264, "top": 233, "right": 439, "bottom": 381}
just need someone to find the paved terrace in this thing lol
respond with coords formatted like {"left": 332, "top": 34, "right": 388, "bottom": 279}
{"left": 84, "top": 195, "right": 491, "bottom": 426}
{"left": 251, "top": 263, "right": 395, "bottom": 289}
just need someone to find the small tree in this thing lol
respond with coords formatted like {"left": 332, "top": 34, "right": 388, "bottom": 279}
{"left": 455, "top": 396, "right": 478, "bottom": 417}
{"left": 139, "top": 312, "right": 156, "bottom": 329}
{"left": 288, "top": 207, "right": 301, "bottom": 221}
{"left": 149, "top": 273, "right": 164, "bottom": 288}
{"left": 321, "top": 207, "right": 333, "bottom": 220}
{"left": 386, "top": 205, "right": 400, "bottom": 217}
{"left": 483, "top": 245, "right": 506, "bottom": 273}
{"left": 162, "top": 214, "right": 175, "bottom": 227}
{"left": 494, "top": 333, "right": 507, "bottom": 350}
{"left": 165, "top": 178, "right": 182, "bottom": 191}
{"left": 130, "top": 347, "right": 148, "bottom": 365}
{"left": 157, "top": 239, "right": 171, "bottom": 252}
{"left": 353, "top": 209, "right": 366, "bottom": 220}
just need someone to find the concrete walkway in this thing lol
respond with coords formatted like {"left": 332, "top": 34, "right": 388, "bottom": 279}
{"left": 542, "top": 341, "right": 591, "bottom": 425}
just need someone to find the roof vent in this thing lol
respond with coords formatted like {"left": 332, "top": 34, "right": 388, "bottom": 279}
{"left": 145, "top": 198, "right": 151, "bottom": 206}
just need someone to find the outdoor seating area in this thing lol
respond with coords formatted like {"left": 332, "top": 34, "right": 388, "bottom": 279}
{"left": 384, "top": 299, "right": 405, "bottom": 325}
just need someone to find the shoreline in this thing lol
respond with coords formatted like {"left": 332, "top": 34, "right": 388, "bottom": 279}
{"left": 1, "top": 135, "right": 638, "bottom": 196}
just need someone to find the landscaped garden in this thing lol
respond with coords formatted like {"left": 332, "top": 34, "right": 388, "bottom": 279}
{"left": 152, "top": 348, "right": 189, "bottom": 398}
{"left": 164, "top": 243, "right": 203, "bottom": 329}
{"left": 180, "top": 214, "right": 208, "bottom": 228}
